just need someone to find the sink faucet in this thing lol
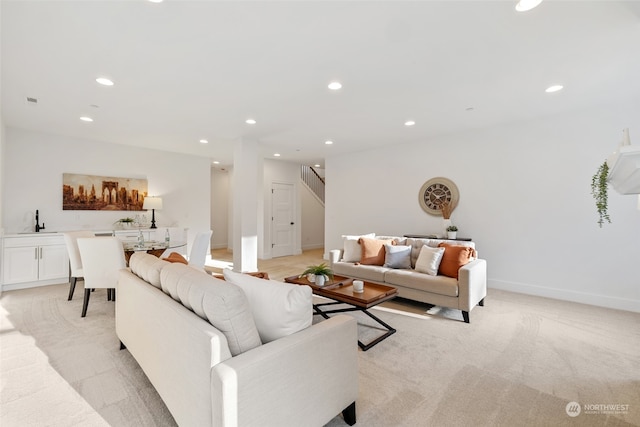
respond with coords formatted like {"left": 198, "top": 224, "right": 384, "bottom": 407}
{"left": 35, "top": 209, "right": 45, "bottom": 232}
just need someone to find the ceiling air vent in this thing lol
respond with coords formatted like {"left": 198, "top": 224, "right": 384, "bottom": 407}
{"left": 26, "top": 97, "right": 38, "bottom": 104}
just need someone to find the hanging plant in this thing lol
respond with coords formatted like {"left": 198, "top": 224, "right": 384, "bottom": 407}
{"left": 590, "top": 161, "right": 611, "bottom": 227}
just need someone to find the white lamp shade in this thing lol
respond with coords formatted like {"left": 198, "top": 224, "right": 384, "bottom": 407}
{"left": 143, "top": 196, "right": 163, "bottom": 210}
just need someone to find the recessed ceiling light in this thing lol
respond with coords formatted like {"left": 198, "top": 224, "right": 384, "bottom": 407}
{"left": 80, "top": 116, "right": 93, "bottom": 122}
{"left": 96, "top": 77, "right": 114, "bottom": 86}
{"left": 545, "top": 85, "right": 564, "bottom": 93}
{"left": 314, "top": 164, "right": 321, "bottom": 168}
{"left": 199, "top": 139, "right": 208, "bottom": 144}
{"left": 325, "top": 140, "right": 334, "bottom": 145}
{"left": 515, "top": 0, "right": 543, "bottom": 12}
{"left": 148, "top": 0, "right": 163, "bottom": 3}
{"left": 246, "top": 119, "right": 256, "bottom": 125}
{"left": 328, "top": 81, "right": 342, "bottom": 90}
{"left": 405, "top": 120, "right": 415, "bottom": 126}
{"left": 274, "top": 153, "right": 281, "bottom": 157}
{"left": 212, "top": 161, "right": 220, "bottom": 164}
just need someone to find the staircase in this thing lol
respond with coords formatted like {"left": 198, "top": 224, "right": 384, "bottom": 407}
{"left": 301, "top": 165, "right": 325, "bottom": 204}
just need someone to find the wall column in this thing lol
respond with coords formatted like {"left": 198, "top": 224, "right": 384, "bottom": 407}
{"left": 231, "top": 138, "right": 258, "bottom": 272}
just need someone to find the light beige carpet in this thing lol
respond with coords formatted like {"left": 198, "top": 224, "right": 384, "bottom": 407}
{"left": 1, "top": 283, "right": 639, "bottom": 426}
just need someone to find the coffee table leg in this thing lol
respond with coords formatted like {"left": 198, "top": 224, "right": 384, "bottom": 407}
{"left": 313, "top": 303, "right": 396, "bottom": 351}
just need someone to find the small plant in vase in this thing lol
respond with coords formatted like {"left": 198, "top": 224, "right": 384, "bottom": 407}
{"left": 446, "top": 225, "right": 458, "bottom": 239}
{"left": 114, "top": 217, "right": 135, "bottom": 229}
{"left": 300, "top": 263, "right": 334, "bottom": 287}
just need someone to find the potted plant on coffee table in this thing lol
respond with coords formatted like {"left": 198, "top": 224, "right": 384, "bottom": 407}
{"left": 300, "top": 263, "right": 334, "bottom": 287}
{"left": 446, "top": 225, "right": 458, "bottom": 239}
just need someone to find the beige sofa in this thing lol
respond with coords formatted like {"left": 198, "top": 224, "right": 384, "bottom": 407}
{"left": 116, "top": 253, "right": 358, "bottom": 427}
{"left": 329, "top": 235, "right": 487, "bottom": 323}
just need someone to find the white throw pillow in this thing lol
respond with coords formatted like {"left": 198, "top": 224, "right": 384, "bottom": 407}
{"left": 342, "top": 233, "right": 375, "bottom": 262}
{"left": 223, "top": 268, "right": 313, "bottom": 343}
{"left": 160, "top": 263, "right": 262, "bottom": 356}
{"left": 414, "top": 245, "right": 445, "bottom": 276}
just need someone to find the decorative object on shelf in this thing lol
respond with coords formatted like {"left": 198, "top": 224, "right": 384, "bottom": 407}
{"left": 114, "top": 217, "right": 135, "bottom": 229}
{"left": 300, "top": 263, "right": 334, "bottom": 287}
{"left": 591, "top": 161, "right": 611, "bottom": 227}
{"left": 446, "top": 225, "right": 458, "bottom": 239}
{"left": 143, "top": 196, "right": 163, "bottom": 229}
{"left": 62, "top": 173, "right": 148, "bottom": 211}
{"left": 419, "top": 177, "right": 460, "bottom": 216}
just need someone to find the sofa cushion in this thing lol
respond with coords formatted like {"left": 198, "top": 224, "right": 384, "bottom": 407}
{"left": 438, "top": 243, "right": 475, "bottom": 279}
{"left": 129, "top": 252, "right": 170, "bottom": 289}
{"left": 342, "top": 233, "right": 375, "bottom": 262}
{"left": 359, "top": 237, "right": 394, "bottom": 265}
{"left": 160, "top": 263, "right": 262, "bottom": 356}
{"left": 223, "top": 268, "right": 313, "bottom": 343}
{"left": 383, "top": 244, "right": 412, "bottom": 269}
{"left": 414, "top": 245, "right": 445, "bottom": 276}
{"left": 377, "top": 236, "right": 408, "bottom": 245}
{"left": 384, "top": 269, "right": 459, "bottom": 297}
{"left": 332, "top": 261, "right": 389, "bottom": 283}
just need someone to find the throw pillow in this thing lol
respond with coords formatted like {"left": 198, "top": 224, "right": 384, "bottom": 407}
{"left": 414, "top": 245, "right": 445, "bottom": 276}
{"left": 342, "top": 233, "right": 375, "bottom": 262}
{"left": 437, "top": 243, "right": 475, "bottom": 279}
{"left": 223, "top": 268, "right": 313, "bottom": 343}
{"left": 359, "top": 237, "right": 394, "bottom": 266}
{"left": 383, "top": 244, "right": 412, "bottom": 269}
{"left": 162, "top": 252, "right": 188, "bottom": 264}
{"left": 160, "top": 263, "right": 262, "bottom": 356}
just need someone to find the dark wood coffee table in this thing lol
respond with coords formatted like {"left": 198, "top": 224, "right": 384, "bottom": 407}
{"left": 285, "top": 275, "right": 397, "bottom": 351}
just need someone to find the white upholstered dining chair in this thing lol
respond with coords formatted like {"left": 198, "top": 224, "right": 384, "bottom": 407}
{"left": 77, "top": 237, "right": 126, "bottom": 317}
{"left": 62, "top": 230, "right": 96, "bottom": 301}
{"left": 187, "top": 230, "right": 212, "bottom": 270}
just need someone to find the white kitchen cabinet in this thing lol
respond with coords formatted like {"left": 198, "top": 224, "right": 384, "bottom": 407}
{"left": 2, "top": 234, "right": 69, "bottom": 290}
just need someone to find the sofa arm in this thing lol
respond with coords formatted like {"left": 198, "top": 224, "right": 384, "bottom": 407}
{"left": 329, "top": 249, "right": 343, "bottom": 268}
{"left": 457, "top": 258, "right": 487, "bottom": 311}
{"left": 212, "top": 315, "right": 358, "bottom": 427}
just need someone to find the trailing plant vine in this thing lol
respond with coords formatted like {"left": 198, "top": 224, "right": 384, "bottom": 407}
{"left": 591, "top": 161, "right": 611, "bottom": 227}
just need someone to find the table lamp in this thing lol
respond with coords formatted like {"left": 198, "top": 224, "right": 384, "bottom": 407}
{"left": 143, "top": 196, "right": 163, "bottom": 229}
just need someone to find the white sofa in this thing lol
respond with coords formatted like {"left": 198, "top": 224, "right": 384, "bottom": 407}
{"left": 116, "top": 253, "right": 358, "bottom": 427}
{"left": 329, "top": 235, "right": 487, "bottom": 323}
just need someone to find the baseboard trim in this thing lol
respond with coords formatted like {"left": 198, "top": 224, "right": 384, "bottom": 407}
{"left": 489, "top": 279, "right": 640, "bottom": 313}
{"left": 301, "top": 243, "right": 323, "bottom": 251}
{"left": 3, "top": 279, "right": 68, "bottom": 292}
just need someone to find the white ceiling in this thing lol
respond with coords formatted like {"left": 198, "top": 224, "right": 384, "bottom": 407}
{"left": 2, "top": 0, "right": 640, "bottom": 168}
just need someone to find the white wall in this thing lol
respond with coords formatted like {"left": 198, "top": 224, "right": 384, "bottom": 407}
{"left": 300, "top": 182, "right": 324, "bottom": 250}
{"left": 210, "top": 167, "right": 229, "bottom": 249}
{"left": 326, "top": 102, "right": 640, "bottom": 312}
{"left": 3, "top": 128, "right": 211, "bottom": 250}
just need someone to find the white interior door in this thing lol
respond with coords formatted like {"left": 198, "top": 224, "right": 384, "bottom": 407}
{"left": 271, "top": 182, "right": 295, "bottom": 258}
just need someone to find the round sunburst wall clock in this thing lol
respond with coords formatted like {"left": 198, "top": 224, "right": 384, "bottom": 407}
{"left": 418, "top": 177, "right": 460, "bottom": 216}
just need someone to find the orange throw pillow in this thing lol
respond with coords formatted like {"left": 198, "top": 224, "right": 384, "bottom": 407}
{"left": 437, "top": 243, "right": 474, "bottom": 279}
{"left": 163, "top": 252, "right": 188, "bottom": 264}
{"left": 359, "top": 237, "right": 394, "bottom": 266}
